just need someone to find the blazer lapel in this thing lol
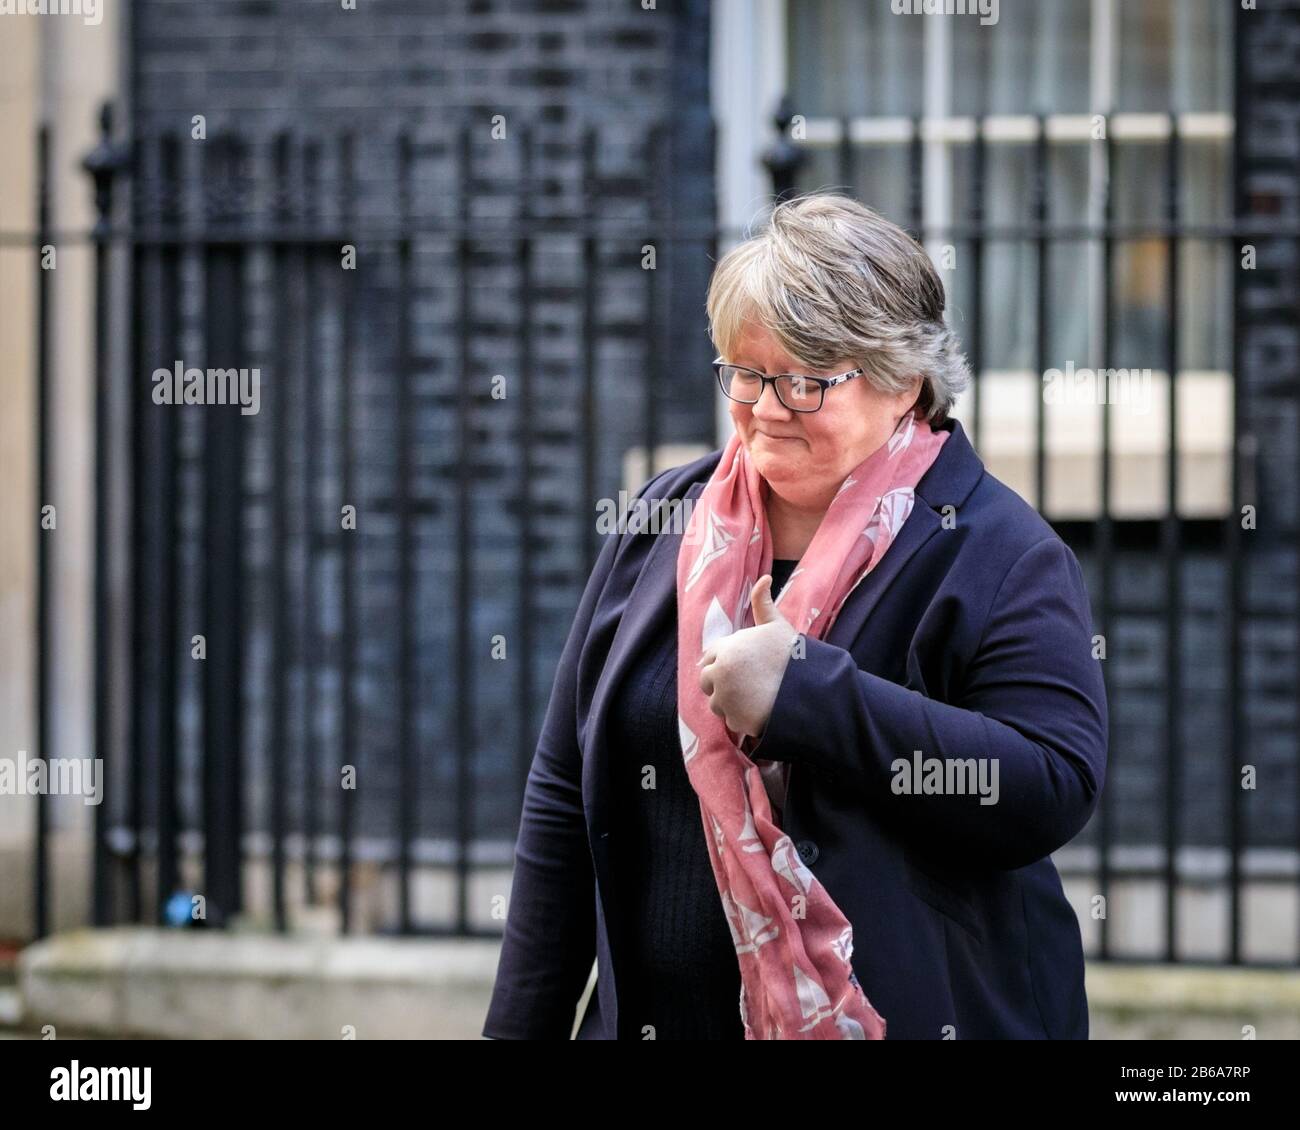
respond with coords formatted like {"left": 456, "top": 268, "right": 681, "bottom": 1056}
{"left": 825, "top": 417, "right": 984, "bottom": 650}
{"left": 823, "top": 503, "right": 942, "bottom": 651}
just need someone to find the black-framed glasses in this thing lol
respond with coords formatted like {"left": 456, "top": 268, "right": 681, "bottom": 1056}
{"left": 712, "top": 357, "right": 866, "bottom": 414}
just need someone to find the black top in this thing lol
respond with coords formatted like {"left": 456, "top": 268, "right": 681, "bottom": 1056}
{"left": 607, "top": 558, "right": 800, "bottom": 1040}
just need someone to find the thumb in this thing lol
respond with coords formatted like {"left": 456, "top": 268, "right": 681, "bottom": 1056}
{"left": 751, "top": 574, "right": 785, "bottom": 626}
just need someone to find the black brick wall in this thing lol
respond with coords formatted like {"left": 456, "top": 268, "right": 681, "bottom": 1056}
{"left": 128, "top": 0, "right": 717, "bottom": 849}
{"left": 1227, "top": 0, "right": 1300, "bottom": 849}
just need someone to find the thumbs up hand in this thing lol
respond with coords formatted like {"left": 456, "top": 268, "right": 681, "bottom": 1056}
{"left": 697, "top": 574, "right": 800, "bottom": 740}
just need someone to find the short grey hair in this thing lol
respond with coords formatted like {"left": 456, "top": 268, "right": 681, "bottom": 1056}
{"left": 706, "top": 191, "right": 970, "bottom": 424}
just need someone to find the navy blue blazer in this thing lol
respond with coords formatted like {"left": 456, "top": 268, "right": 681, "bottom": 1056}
{"left": 482, "top": 417, "right": 1107, "bottom": 1040}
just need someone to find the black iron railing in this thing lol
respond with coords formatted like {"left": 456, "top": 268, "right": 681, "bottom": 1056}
{"left": 13, "top": 99, "right": 1300, "bottom": 969}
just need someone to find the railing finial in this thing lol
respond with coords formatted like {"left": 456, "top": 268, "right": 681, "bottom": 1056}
{"left": 761, "top": 94, "right": 808, "bottom": 204}
{"left": 82, "top": 100, "right": 130, "bottom": 236}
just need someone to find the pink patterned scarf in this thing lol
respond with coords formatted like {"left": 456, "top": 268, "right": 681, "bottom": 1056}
{"left": 675, "top": 410, "right": 950, "bottom": 1039}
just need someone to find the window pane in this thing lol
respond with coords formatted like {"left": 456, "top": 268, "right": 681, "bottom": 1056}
{"left": 1174, "top": 0, "right": 1233, "bottom": 112}
{"left": 1119, "top": 0, "right": 1232, "bottom": 112}
{"left": 1119, "top": 0, "right": 1174, "bottom": 112}
{"left": 1181, "top": 240, "right": 1231, "bottom": 374}
{"left": 1180, "top": 139, "right": 1232, "bottom": 374}
{"left": 1181, "top": 137, "right": 1231, "bottom": 225}
{"left": 787, "top": 0, "right": 924, "bottom": 118}
{"left": 954, "top": 0, "right": 1091, "bottom": 116}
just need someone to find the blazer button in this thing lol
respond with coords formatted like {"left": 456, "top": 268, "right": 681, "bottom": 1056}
{"left": 795, "top": 839, "right": 819, "bottom": 866}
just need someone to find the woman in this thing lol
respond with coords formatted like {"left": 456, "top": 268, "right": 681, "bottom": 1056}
{"left": 482, "top": 192, "right": 1107, "bottom": 1040}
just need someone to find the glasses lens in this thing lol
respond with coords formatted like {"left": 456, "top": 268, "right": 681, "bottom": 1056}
{"left": 720, "top": 365, "right": 761, "bottom": 402}
{"left": 776, "top": 375, "right": 821, "bottom": 412}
